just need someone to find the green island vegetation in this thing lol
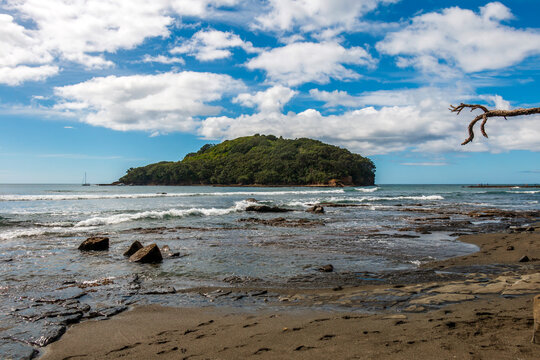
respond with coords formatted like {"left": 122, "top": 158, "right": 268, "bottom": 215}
{"left": 118, "top": 135, "right": 375, "bottom": 186}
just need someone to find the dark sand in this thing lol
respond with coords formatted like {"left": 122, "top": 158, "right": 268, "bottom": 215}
{"left": 41, "top": 230, "right": 540, "bottom": 360}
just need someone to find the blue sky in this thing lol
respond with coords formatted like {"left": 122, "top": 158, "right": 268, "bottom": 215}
{"left": 0, "top": 0, "right": 539, "bottom": 184}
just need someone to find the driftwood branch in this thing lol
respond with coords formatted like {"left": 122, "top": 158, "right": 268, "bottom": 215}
{"left": 449, "top": 103, "right": 540, "bottom": 145}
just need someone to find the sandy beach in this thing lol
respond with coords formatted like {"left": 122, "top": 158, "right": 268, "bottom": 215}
{"left": 41, "top": 228, "right": 540, "bottom": 360}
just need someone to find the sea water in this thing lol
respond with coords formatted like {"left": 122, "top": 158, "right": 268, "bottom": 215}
{"left": 1, "top": 184, "right": 537, "bottom": 291}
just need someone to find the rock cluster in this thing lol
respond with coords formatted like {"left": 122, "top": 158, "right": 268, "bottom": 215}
{"left": 77, "top": 238, "right": 173, "bottom": 264}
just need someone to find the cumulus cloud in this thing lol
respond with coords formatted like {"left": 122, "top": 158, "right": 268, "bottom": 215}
{"left": 0, "top": 14, "right": 58, "bottom": 85}
{"left": 246, "top": 42, "right": 375, "bottom": 86}
{"left": 233, "top": 85, "right": 297, "bottom": 113}
{"left": 142, "top": 55, "right": 185, "bottom": 65}
{"left": 171, "top": 29, "right": 257, "bottom": 61}
{"left": 254, "top": 0, "right": 399, "bottom": 34}
{"left": 53, "top": 71, "right": 245, "bottom": 133}
{"left": 377, "top": 2, "right": 540, "bottom": 74}
{"left": 0, "top": 0, "right": 242, "bottom": 83}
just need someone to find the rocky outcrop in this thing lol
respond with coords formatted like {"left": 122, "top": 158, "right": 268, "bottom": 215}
{"left": 123, "top": 241, "right": 143, "bottom": 257}
{"left": 245, "top": 205, "right": 291, "bottom": 213}
{"left": 307, "top": 205, "right": 324, "bottom": 214}
{"left": 78, "top": 237, "right": 109, "bottom": 251}
{"left": 129, "top": 243, "right": 163, "bottom": 263}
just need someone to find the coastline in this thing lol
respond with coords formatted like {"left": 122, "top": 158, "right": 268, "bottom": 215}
{"left": 41, "top": 228, "right": 540, "bottom": 360}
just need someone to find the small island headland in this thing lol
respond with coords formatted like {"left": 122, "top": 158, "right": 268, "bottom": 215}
{"left": 116, "top": 135, "right": 375, "bottom": 186}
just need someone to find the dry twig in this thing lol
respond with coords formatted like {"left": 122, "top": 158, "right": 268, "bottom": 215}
{"left": 449, "top": 103, "right": 540, "bottom": 145}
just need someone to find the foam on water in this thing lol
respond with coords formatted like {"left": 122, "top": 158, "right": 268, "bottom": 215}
{"left": 75, "top": 201, "right": 251, "bottom": 227}
{"left": 0, "top": 189, "right": 345, "bottom": 202}
{"left": 355, "top": 187, "right": 379, "bottom": 193}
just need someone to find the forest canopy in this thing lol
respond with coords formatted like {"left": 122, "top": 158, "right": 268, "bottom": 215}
{"left": 118, "top": 135, "right": 375, "bottom": 186}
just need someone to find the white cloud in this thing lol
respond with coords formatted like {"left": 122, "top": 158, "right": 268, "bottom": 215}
{"left": 377, "top": 2, "right": 540, "bottom": 73}
{"left": 246, "top": 42, "right": 375, "bottom": 86}
{"left": 0, "top": 14, "right": 58, "bottom": 85}
{"left": 233, "top": 85, "right": 297, "bottom": 113}
{"left": 199, "top": 87, "right": 540, "bottom": 154}
{"left": 53, "top": 71, "right": 245, "bottom": 133}
{"left": 254, "top": 0, "right": 399, "bottom": 34}
{"left": 310, "top": 87, "right": 474, "bottom": 108}
{"left": 142, "top": 54, "right": 185, "bottom": 65}
{"left": 171, "top": 29, "right": 257, "bottom": 61}
{"left": 0, "top": 65, "right": 59, "bottom": 86}
{"left": 0, "top": 0, "right": 243, "bottom": 83}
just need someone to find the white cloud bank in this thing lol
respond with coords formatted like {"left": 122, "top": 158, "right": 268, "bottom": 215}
{"left": 0, "top": 0, "right": 240, "bottom": 84}
{"left": 54, "top": 71, "right": 244, "bottom": 133}
{"left": 377, "top": 2, "right": 540, "bottom": 74}
{"left": 246, "top": 42, "right": 375, "bottom": 86}
{"left": 199, "top": 86, "right": 540, "bottom": 155}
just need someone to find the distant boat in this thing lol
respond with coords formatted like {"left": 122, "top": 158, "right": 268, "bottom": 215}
{"left": 82, "top": 172, "right": 90, "bottom": 186}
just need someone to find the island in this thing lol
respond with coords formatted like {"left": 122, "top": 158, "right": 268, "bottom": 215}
{"left": 117, "top": 134, "right": 375, "bottom": 186}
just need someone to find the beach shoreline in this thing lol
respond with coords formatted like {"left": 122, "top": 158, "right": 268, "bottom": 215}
{"left": 40, "top": 228, "right": 540, "bottom": 359}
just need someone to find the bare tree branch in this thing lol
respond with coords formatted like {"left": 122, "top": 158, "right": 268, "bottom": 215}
{"left": 449, "top": 103, "right": 540, "bottom": 145}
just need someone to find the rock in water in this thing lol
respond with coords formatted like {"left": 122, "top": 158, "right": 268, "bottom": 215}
{"left": 78, "top": 237, "right": 109, "bottom": 251}
{"left": 129, "top": 243, "right": 163, "bottom": 263}
{"left": 519, "top": 255, "right": 530, "bottom": 262}
{"left": 245, "top": 205, "right": 291, "bottom": 213}
{"left": 318, "top": 264, "right": 334, "bottom": 272}
{"left": 124, "top": 240, "right": 143, "bottom": 257}
{"left": 307, "top": 205, "right": 324, "bottom": 214}
{"left": 533, "top": 294, "right": 540, "bottom": 344}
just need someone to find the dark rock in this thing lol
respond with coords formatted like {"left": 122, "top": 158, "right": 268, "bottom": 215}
{"left": 161, "top": 245, "right": 182, "bottom": 258}
{"left": 140, "top": 287, "right": 176, "bottom": 295}
{"left": 78, "top": 236, "right": 109, "bottom": 251}
{"left": 506, "top": 245, "right": 514, "bottom": 251}
{"left": 129, "top": 243, "right": 163, "bottom": 263}
{"left": 245, "top": 205, "right": 291, "bottom": 213}
{"left": 96, "top": 305, "right": 128, "bottom": 318}
{"left": 526, "top": 226, "right": 535, "bottom": 232}
{"left": 246, "top": 198, "right": 258, "bottom": 203}
{"left": 518, "top": 255, "right": 530, "bottom": 262}
{"left": 318, "top": 264, "right": 334, "bottom": 272}
{"left": 123, "top": 240, "right": 143, "bottom": 257}
{"left": 307, "top": 205, "right": 325, "bottom": 214}
{"left": 34, "top": 288, "right": 86, "bottom": 303}
{"left": 0, "top": 340, "right": 38, "bottom": 360}
{"left": 5, "top": 323, "right": 66, "bottom": 347}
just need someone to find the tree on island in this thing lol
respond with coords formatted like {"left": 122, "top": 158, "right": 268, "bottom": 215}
{"left": 450, "top": 103, "right": 540, "bottom": 145}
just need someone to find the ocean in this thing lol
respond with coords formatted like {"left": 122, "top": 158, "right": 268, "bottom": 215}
{"left": 1, "top": 184, "right": 538, "bottom": 290}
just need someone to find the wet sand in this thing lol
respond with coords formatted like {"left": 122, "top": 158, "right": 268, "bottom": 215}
{"left": 41, "top": 230, "right": 540, "bottom": 359}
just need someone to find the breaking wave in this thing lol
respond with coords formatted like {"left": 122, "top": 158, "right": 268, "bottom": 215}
{"left": 75, "top": 201, "right": 251, "bottom": 227}
{"left": 355, "top": 187, "right": 379, "bottom": 193}
{"left": 0, "top": 189, "right": 345, "bottom": 202}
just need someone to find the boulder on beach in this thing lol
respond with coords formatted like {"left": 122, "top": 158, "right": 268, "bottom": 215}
{"left": 129, "top": 243, "right": 163, "bottom": 263}
{"left": 307, "top": 205, "right": 324, "bottom": 214}
{"left": 245, "top": 205, "right": 291, "bottom": 213}
{"left": 78, "top": 237, "right": 109, "bottom": 251}
{"left": 123, "top": 241, "right": 143, "bottom": 257}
